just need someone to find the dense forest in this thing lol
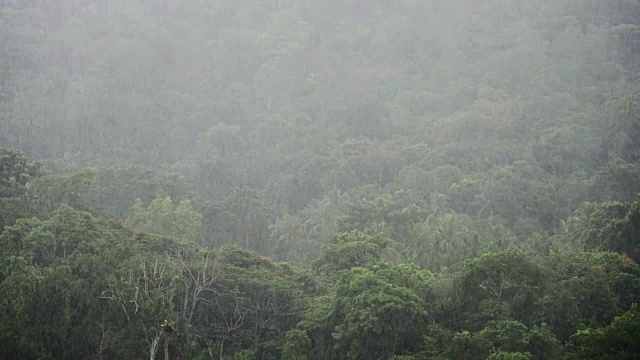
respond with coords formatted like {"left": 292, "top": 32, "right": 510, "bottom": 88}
{"left": 1, "top": 0, "right": 640, "bottom": 359}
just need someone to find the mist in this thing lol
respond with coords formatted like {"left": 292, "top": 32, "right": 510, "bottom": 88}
{"left": 1, "top": 0, "right": 639, "bottom": 359}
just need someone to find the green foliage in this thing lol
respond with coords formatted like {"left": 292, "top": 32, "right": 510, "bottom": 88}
{"left": 444, "top": 331, "right": 492, "bottom": 360}
{"left": 1, "top": 205, "right": 116, "bottom": 269}
{"left": 0, "top": 256, "right": 42, "bottom": 358}
{"left": 0, "top": 186, "right": 639, "bottom": 359}
{"left": 28, "top": 166, "right": 190, "bottom": 220}
{"left": 527, "top": 324, "right": 563, "bottom": 360}
{"left": 443, "top": 251, "right": 552, "bottom": 330}
{"left": 313, "top": 230, "right": 397, "bottom": 274}
{"left": 0, "top": 148, "right": 39, "bottom": 230}
{"left": 561, "top": 198, "right": 638, "bottom": 256}
{"left": 443, "top": 321, "right": 560, "bottom": 360}
{"left": 0, "top": 203, "right": 314, "bottom": 359}
{"left": 487, "top": 351, "right": 533, "bottom": 360}
{"left": 1, "top": 0, "right": 640, "bottom": 358}
{"left": 538, "top": 251, "right": 640, "bottom": 341}
{"left": 200, "top": 187, "right": 272, "bottom": 251}
{"left": 127, "top": 196, "right": 202, "bottom": 243}
{"left": 570, "top": 304, "right": 640, "bottom": 360}
{"left": 478, "top": 321, "right": 530, "bottom": 353}
{"left": 228, "top": 349, "right": 256, "bottom": 360}
{"left": 300, "top": 262, "right": 432, "bottom": 359}
{"left": 0, "top": 205, "right": 122, "bottom": 358}
{"left": 282, "top": 329, "right": 311, "bottom": 360}
{"left": 0, "top": 148, "right": 37, "bottom": 198}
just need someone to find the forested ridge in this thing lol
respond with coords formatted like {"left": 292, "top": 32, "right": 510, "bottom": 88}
{"left": 1, "top": 0, "right": 640, "bottom": 359}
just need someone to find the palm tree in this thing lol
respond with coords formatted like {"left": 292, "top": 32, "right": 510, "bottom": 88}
{"left": 270, "top": 214, "right": 306, "bottom": 261}
{"left": 562, "top": 201, "right": 598, "bottom": 252}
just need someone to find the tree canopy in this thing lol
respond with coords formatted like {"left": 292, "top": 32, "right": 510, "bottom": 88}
{"left": 1, "top": 0, "right": 639, "bottom": 358}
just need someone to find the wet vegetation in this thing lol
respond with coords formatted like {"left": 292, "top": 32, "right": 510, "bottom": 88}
{"left": 1, "top": 0, "right": 640, "bottom": 359}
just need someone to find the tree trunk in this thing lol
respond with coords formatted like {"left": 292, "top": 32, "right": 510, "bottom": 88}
{"left": 164, "top": 334, "right": 169, "bottom": 360}
{"left": 150, "top": 332, "right": 161, "bottom": 360}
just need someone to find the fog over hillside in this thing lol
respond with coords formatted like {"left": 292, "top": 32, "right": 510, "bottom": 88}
{"left": 1, "top": 1, "right": 640, "bottom": 359}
